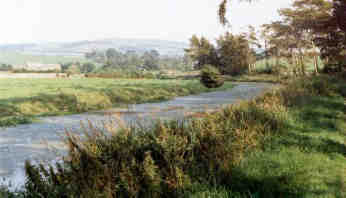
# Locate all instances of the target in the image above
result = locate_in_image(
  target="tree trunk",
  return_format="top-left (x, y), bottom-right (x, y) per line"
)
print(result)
top-left (311, 41), bottom-right (319, 74)
top-left (300, 55), bottom-right (306, 76)
top-left (276, 50), bottom-right (280, 67)
top-left (265, 40), bottom-right (269, 69)
top-left (294, 54), bottom-right (300, 76)
top-left (314, 55), bottom-right (319, 74)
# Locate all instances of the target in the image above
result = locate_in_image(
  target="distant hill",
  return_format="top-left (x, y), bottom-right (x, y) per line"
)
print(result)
top-left (0, 38), bottom-right (189, 59)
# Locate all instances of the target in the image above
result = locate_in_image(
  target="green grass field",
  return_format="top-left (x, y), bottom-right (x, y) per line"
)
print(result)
top-left (254, 57), bottom-right (325, 73)
top-left (0, 52), bottom-right (86, 65)
top-left (0, 78), bottom-right (233, 127)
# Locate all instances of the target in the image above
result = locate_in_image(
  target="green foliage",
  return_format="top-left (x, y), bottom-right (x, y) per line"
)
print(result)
top-left (0, 64), bottom-right (13, 71)
top-left (142, 50), bottom-right (160, 70)
top-left (186, 33), bottom-right (252, 76)
top-left (80, 62), bottom-right (96, 73)
top-left (65, 64), bottom-right (81, 75)
top-left (217, 33), bottom-right (251, 75)
top-left (200, 65), bottom-right (224, 88)
top-left (86, 48), bottom-right (191, 72)
top-left (0, 116), bottom-right (32, 127)
top-left (185, 36), bottom-right (219, 70)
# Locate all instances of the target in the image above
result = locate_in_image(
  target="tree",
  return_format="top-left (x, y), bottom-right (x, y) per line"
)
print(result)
top-left (142, 50), bottom-right (160, 70)
top-left (0, 64), bottom-right (13, 71)
top-left (259, 0), bottom-right (336, 75)
top-left (106, 48), bottom-right (119, 60)
top-left (242, 26), bottom-right (261, 73)
top-left (217, 32), bottom-right (251, 75)
top-left (80, 63), bottom-right (96, 73)
top-left (218, 0), bottom-right (256, 25)
top-left (66, 64), bottom-right (81, 75)
top-left (185, 35), bottom-right (218, 70)
top-left (290, 0), bottom-right (346, 72)
top-left (334, 0), bottom-right (346, 33)
top-left (186, 33), bottom-right (252, 76)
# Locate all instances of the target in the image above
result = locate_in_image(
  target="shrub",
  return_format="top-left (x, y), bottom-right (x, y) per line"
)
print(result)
top-left (0, 116), bottom-right (32, 127)
top-left (338, 84), bottom-right (346, 97)
top-left (200, 65), bottom-right (224, 88)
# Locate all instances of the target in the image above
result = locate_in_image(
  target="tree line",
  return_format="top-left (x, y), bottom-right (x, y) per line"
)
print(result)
top-left (185, 30), bottom-right (259, 76)
top-left (85, 48), bottom-right (193, 72)
top-left (186, 0), bottom-right (346, 76)
top-left (261, 0), bottom-right (346, 74)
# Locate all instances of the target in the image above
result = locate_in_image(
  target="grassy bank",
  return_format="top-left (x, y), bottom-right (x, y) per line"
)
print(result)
top-left (224, 74), bottom-right (286, 84)
top-left (0, 78), bottom-right (234, 127)
top-left (2, 75), bottom-right (345, 198)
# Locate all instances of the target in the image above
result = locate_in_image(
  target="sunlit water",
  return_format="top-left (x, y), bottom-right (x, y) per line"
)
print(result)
top-left (0, 82), bottom-right (273, 190)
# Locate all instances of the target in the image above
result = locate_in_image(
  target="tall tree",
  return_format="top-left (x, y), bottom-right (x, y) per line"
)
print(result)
top-left (298, 0), bottom-right (346, 72)
top-left (335, 0), bottom-right (346, 33)
top-left (217, 32), bottom-right (251, 75)
top-left (142, 50), bottom-right (160, 70)
top-left (185, 35), bottom-right (219, 70)
top-left (186, 33), bottom-right (252, 75)
top-left (242, 26), bottom-right (261, 72)
top-left (218, 0), bottom-right (256, 25)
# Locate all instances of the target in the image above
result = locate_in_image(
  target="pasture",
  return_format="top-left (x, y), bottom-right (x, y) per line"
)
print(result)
top-left (0, 78), bottom-right (234, 126)
top-left (0, 52), bottom-right (86, 65)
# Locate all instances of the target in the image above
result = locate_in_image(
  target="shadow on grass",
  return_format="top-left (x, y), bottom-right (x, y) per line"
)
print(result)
top-left (221, 168), bottom-right (310, 198)
top-left (276, 132), bottom-right (346, 156)
top-left (270, 95), bottom-right (346, 156)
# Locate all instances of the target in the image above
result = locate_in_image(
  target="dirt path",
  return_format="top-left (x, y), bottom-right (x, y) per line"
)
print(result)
top-left (0, 82), bottom-right (274, 189)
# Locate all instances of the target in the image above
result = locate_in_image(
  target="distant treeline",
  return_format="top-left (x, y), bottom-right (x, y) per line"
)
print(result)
top-left (0, 64), bottom-right (13, 71)
top-left (85, 48), bottom-right (193, 72)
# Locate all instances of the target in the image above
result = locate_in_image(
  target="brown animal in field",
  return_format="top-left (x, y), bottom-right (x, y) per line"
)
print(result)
top-left (56, 73), bottom-right (68, 78)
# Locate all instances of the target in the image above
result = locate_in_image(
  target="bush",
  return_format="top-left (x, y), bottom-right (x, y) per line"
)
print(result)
top-left (322, 62), bottom-right (346, 74)
top-left (200, 65), bottom-right (224, 88)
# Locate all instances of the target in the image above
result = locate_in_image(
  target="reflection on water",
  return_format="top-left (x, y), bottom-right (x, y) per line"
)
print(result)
top-left (0, 83), bottom-right (273, 190)
top-left (1, 166), bottom-right (26, 191)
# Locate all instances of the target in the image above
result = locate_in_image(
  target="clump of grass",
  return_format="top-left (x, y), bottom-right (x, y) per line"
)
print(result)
top-left (0, 116), bottom-right (33, 127)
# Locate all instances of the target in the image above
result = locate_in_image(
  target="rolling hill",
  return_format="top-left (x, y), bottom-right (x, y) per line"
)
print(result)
top-left (0, 38), bottom-right (188, 65)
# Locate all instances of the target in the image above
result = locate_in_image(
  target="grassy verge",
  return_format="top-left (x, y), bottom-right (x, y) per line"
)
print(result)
top-left (0, 78), bottom-right (234, 127)
top-left (224, 74), bottom-right (285, 83)
top-left (2, 75), bottom-right (345, 198)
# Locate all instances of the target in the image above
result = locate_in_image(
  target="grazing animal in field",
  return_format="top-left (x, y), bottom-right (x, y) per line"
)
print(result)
top-left (56, 73), bottom-right (68, 78)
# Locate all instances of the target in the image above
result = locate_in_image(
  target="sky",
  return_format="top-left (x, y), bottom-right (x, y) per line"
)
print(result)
top-left (0, 0), bottom-right (292, 44)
